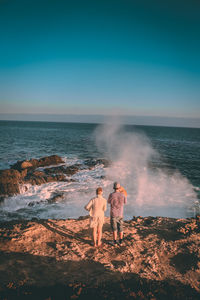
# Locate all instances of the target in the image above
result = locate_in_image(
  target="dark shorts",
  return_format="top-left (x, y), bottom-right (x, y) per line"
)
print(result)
top-left (110, 216), bottom-right (123, 232)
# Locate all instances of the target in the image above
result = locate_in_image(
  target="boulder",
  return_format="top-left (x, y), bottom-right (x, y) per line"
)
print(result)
top-left (29, 158), bottom-right (40, 168)
top-left (11, 155), bottom-right (64, 171)
top-left (64, 165), bottom-right (80, 176)
top-left (21, 161), bottom-right (33, 169)
top-left (84, 158), bottom-right (110, 169)
top-left (0, 169), bottom-right (22, 198)
top-left (38, 155), bottom-right (64, 167)
top-left (24, 170), bottom-right (47, 186)
top-left (48, 192), bottom-right (65, 203)
top-left (11, 160), bottom-right (34, 171)
top-left (20, 169), bottom-right (28, 178)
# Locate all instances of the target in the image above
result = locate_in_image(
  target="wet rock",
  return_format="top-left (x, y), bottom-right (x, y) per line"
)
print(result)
top-left (38, 155), bottom-right (64, 167)
top-left (43, 165), bottom-right (80, 176)
top-left (64, 165), bottom-right (80, 176)
top-left (44, 166), bottom-right (67, 175)
top-left (0, 155), bottom-right (108, 201)
top-left (0, 169), bottom-right (22, 198)
top-left (20, 169), bottom-right (28, 179)
top-left (11, 160), bottom-right (33, 171)
top-left (55, 174), bottom-right (67, 181)
top-left (84, 158), bottom-right (110, 169)
top-left (32, 171), bottom-right (46, 177)
top-left (11, 155), bottom-right (64, 171)
top-left (29, 158), bottom-right (39, 168)
top-left (48, 192), bottom-right (65, 203)
top-left (28, 201), bottom-right (41, 207)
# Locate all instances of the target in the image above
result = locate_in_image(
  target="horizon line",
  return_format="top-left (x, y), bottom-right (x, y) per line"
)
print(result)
top-left (0, 113), bottom-right (199, 129)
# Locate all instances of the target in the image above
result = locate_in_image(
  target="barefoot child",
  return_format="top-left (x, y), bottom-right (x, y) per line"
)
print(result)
top-left (85, 187), bottom-right (107, 247)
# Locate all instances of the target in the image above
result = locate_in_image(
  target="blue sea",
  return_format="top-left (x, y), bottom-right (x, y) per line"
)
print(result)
top-left (0, 120), bottom-right (199, 221)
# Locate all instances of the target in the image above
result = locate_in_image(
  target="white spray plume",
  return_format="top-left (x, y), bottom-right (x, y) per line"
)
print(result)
top-left (95, 122), bottom-right (197, 218)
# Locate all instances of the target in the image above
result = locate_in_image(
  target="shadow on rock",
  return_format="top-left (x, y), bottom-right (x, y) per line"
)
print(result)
top-left (0, 251), bottom-right (199, 300)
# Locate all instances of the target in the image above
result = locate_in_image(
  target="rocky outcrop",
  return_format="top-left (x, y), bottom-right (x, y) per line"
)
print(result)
top-left (0, 216), bottom-right (199, 299)
top-left (0, 169), bottom-right (23, 198)
top-left (11, 155), bottom-right (64, 171)
top-left (0, 155), bottom-right (65, 200)
top-left (0, 155), bottom-right (110, 201)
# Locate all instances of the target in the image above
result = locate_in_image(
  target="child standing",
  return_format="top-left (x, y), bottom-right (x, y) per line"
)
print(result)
top-left (85, 187), bottom-right (107, 247)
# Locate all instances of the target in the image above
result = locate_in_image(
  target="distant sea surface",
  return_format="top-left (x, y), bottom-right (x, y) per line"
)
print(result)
top-left (0, 120), bottom-right (199, 221)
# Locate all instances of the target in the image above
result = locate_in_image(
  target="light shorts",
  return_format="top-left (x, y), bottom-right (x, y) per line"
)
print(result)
top-left (110, 216), bottom-right (123, 232)
top-left (90, 216), bottom-right (104, 228)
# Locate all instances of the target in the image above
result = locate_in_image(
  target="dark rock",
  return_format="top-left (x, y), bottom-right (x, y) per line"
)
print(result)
top-left (84, 158), bottom-right (110, 169)
top-left (29, 158), bottom-right (39, 168)
top-left (55, 174), bottom-right (67, 181)
top-left (0, 155), bottom-right (97, 200)
top-left (20, 169), bottom-right (28, 178)
top-left (38, 155), bottom-right (64, 167)
top-left (0, 195), bottom-right (5, 203)
top-left (38, 164), bottom-right (80, 177)
top-left (111, 260), bottom-right (126, 269)
top-left (170, 252), bottom-right (199, 274)
top-left (28, 201), bottom-right (41, 207)
top-left (24, 170), bottom-right (47, 185)
top-left (11, 155), bottom-right (64, 171)
top-left (32, 171), bottom-right (46, 177)
top-left (11, 160), bottom-right (33, 171)
top-left (48, 192), bottom-right (65, 203)
top-left (64, 165), bottom-right (80, 176)
top-left (45, 176), bottom-right (56, 183)
top-left (0, 169), bottom-right (22, 197)
top-left (44, 166), bottom-right (67, 175)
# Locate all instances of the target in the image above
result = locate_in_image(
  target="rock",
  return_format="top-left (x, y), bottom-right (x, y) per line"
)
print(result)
top-left (55, 174), bottom-right (67, 181)
top-left (84, 158), bottom-right (110, 169)
top-left (21, 161), bottom-right (33, 169)
top-left (38, 155), bottom-right (64, 167)
top-left (0, 169), bottom-right (22, 197)
top-left (20, 169), bottom-right (28, 178)
top-left (44, 165), bottom-right (80, 176)
top-left (11, 155), bottom-right (64, 171)
top-left (0, 155), bottom-right (109, 201)
top-left (32, 171), bottom-right (46, 177)
top-left (0, 217), bottom-right (199, 299)
top-left (64, 165), bottom-right (80, 176)
top-left (44, 166), bottom-right (66, 175)
top-left (11, 160), bottom-right (33, 171)
top-left (29, 158), bottom-right (39, 168)
top-left (48, 192), bottom-right (65, 203)
top-left (0, 155), bottom-right (67, 199)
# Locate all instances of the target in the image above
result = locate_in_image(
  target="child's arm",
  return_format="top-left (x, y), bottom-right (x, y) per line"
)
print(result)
top-left (84, 199), bottom-right (93, 211)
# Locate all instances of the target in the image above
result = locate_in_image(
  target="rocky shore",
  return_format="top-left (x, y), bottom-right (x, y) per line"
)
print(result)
top-left (0, 155), bottom-right (109, 202)
top-left (0, 216), bottom-right (199, 299)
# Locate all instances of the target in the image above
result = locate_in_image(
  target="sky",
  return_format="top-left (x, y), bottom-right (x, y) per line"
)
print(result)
top-left (0, 0), bottom-right (200, 127)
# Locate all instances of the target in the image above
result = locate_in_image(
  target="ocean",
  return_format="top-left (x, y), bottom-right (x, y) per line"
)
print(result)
top-left (0, 120), bottom-right (199, 221)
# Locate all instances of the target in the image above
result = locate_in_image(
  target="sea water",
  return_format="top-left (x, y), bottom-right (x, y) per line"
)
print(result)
top-left (0, 120), bottom-right (199, 221)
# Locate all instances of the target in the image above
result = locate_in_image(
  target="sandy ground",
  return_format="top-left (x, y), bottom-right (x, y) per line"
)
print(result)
top-left (0, 216), bottom-right (199, 299)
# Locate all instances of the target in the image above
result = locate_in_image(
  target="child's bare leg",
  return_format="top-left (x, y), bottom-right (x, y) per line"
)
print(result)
top-left (92, 227), bottom-right (97, 247)
top-left (113, 231), bottom-right (117, 241)
top-left (97, 225), bottom-right (102, 246)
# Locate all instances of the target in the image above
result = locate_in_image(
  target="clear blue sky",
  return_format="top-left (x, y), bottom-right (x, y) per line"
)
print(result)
top-left (0, 0), bottom-right (200, 126)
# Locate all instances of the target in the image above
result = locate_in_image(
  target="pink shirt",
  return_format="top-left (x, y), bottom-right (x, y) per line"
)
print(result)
top-left (108, 191), bottom-right (127, 217)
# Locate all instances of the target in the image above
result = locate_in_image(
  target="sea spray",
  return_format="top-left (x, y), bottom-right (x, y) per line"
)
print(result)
top-left (95, 123), bottom-right (197, 218)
